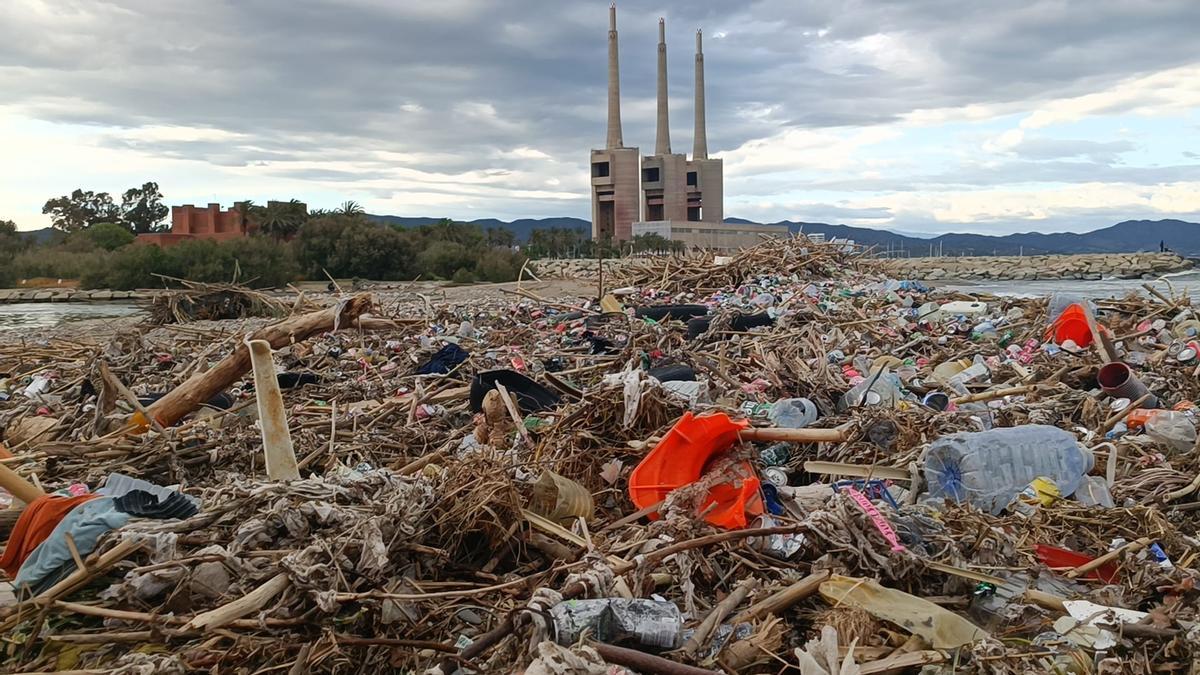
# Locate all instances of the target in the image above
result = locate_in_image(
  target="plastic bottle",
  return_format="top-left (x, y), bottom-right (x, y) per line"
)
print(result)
top-left (923, 425), bottom-right (1094, 515)
top-left (1145, 410), bottom-right (1197, 452)
top-left (768, 398), bottom-right (818, 428)
top-left (550, 598), bottom-right (682, 649)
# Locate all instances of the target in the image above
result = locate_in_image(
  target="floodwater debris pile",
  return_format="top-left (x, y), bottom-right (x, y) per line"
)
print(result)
top-left (0, 236), bottom-right (1199, 673)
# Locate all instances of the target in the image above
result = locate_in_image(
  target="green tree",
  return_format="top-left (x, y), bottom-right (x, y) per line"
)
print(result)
top-left (416, 240), bottom-right (473, 279)
top-left (82, 222), bottom-right (136, 250)
top-left (120, 181), bottom-right (169, 233)
top-left (486, 226), bottom-right (516, 249)
top-left (42, 189), bottom-right (120, 233)
top-left (255, 200), bottom-right (308, 239)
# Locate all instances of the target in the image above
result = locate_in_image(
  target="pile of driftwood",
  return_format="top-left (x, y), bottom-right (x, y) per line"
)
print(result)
top-left (0, 237), bottom-right (1198, 674)
top-left (148, 279), bottom-right (310, 325)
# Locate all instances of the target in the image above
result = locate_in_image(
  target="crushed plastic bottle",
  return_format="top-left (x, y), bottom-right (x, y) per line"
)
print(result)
top-left (550, 598), bottom-right (682, 649)
top-left (767, 397), bottom-right (818, 428)
top-left (924, 425), bottom-right (1095, 515)
top-left (1144, 410), bottom-right (1197, 452)
top-left (1074, 476), bottom-right (1115, 508)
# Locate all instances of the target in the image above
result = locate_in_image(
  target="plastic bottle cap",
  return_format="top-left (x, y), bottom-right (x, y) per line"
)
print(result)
top-left (1178, 348), bottom-right (1197, 362)
top-left (1109, 398), bottom-right (1131, 412)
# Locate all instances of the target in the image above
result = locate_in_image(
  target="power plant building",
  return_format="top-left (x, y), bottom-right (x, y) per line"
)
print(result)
top-left (590, 5), bottom-right (785, 251)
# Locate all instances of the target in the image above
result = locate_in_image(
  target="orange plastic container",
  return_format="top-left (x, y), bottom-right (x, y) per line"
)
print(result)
top-left (628, 411), bottom-right (763, 529)
top-left (1125, 408), bottom-right (1162, 429)
top-left (1046, 304), bottom-right (1093, 347)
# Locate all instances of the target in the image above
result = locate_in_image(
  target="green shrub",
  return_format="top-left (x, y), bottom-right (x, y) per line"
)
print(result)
top-left (474, 248), bottom-right (527, 282)
top-left (83, 238), bottom-right (299, 290)
top-left (450, 267), bottom-right (476, 284)
top-left (298, 215), bottom-right (412, 280)
top-left (83, 222), bottom-right (136, 251)
top-left (11, 247), bottom-right (111, 281)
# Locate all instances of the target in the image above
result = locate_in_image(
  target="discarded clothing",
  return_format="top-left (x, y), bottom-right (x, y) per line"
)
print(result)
top-left (113, 490), bottom-right (199, 520)
top-left (98, 472), bottom-right (199, 510)
top-left (470, 370), bottom-right (560, 414)
top-left (15, 497), bottom-right (130, 591)
top-left (0, 493), bottom-right (97, 578)
top-left (415, 343), bottom-right (470, 375)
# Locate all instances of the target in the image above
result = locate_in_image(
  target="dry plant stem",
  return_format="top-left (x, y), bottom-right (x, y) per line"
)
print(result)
top-left (186, 572), bottom-right (291, 631)
top-left (592, 643), bottom-right (720, 675)
top-left (1067, 537), bottom-right (1152, 579)
top-left (97, 360), bottom-right (165, 434)
top-left (730, 570), bottom-right (831, 624)
top-left (858, 650), bottom-right (946, 674)
top-left (680, 577), bottom-right (757, 659)
top-left (951, 384), bottom-right (1038, 405)
top-left (738, 427), bottom-right (848, 443)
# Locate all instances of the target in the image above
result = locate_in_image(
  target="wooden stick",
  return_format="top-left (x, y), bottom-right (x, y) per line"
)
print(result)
top-left (1066, 537), bottom-right (1152, 579)
top-left (730, 570), bottom-right (830, 624)
top-left (247, 340), bottom-right (300, 481)
top-left (803, 461), bottom-right (910, 482)
top-left (952, 383), bottom-right (1038, 405)
top-left (97, 361), bottom-right (165, 435)
top-left (145, 294), bottom-right (372, 428)
top-left (186, 572), bottom-right (291, 631)
top-left (0, 461), bottom-right (46, 504)
top-left (680, 578), bottom-right (757, 659)
top-left (922, 560), bottom-right (1064, 612)
top-left (738, 427), bottom-right (847, 444)
top-left (494, 382), bottom-right (531, 446)
top-left (591, 643), bottom-right (719, 675)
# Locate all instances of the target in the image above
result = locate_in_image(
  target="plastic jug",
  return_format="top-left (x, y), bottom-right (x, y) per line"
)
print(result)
top-left (923, 425), bottom-right (1094, 515)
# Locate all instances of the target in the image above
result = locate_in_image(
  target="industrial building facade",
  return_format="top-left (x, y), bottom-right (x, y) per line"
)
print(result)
top-left (590, 6), bottom-right (772, 251)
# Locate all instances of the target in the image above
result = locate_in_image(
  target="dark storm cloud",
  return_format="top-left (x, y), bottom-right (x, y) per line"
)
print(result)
top-left (1, 0), bottom-right (1198, 225)
top-left (4, 1), bottom-right (1199, 156)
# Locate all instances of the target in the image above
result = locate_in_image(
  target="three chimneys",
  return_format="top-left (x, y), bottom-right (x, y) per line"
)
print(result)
top-left (605, 4), bottom-right (708, 160)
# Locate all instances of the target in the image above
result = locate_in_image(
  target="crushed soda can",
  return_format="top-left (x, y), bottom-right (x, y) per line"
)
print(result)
top-left (762, 467), bottom-right (790, 487)
top-left (749, 515), bottom-right (806, 559)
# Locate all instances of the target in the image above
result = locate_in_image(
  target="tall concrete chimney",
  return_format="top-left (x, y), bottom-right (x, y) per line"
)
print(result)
top-left (693, 29), bottom-right (707, 160)
top-left (606, 3), bottom-right (623, 149)
top-left (655, 17), bottom-right (671, 155)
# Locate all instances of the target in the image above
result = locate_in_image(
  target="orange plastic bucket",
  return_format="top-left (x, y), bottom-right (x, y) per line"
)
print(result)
top-left (1047, 303), bottom-right (1093, 347)
top-left (628, 412), bottom-right (763, 529)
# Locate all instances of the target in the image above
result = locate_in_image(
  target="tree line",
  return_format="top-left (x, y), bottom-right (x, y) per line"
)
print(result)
top-left (1, 185), bottom-right (684, 290)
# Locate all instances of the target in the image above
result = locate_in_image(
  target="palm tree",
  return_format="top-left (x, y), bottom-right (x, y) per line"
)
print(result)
top-left (337, 200), bottom-right (365, 216)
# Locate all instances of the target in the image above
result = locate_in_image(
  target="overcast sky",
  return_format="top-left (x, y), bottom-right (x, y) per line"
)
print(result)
top-left (2, 0), bottom-right (1198, 234)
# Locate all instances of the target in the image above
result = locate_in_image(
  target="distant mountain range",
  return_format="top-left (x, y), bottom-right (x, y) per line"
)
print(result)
top-left (23, 215), bottom-right (1196, 257)
top-left (367, 215), bottom-right (1200, 257)
top-left (368, 215), bottom-right (589, 242)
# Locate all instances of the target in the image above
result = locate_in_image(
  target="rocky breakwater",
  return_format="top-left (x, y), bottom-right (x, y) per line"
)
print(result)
top-left (0, 288), bottom-right (162, 303)
top-left (886, 252), bottom-right (1192, 281)
top-left (528, 258), bottom-right (636, 281)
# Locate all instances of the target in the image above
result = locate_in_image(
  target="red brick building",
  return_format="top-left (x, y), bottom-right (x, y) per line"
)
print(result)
top-left (136, 203), bottom-right (257, 247)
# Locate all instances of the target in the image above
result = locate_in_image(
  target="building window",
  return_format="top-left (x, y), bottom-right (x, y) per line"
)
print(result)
top-left (592, 162), bottom-right (610, 177)
top-left (687, 171), bottom-right (697, 186)
top-left (687, 206), bottom-right (701, 221)
top-left (642, 167), bottom-right (660, 182)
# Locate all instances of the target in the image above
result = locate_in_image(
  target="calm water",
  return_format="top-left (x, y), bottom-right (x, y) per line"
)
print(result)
top-left (0, 302), bottom-right (145, 332)
top-left (942, 270), bottom-right (1200, 300)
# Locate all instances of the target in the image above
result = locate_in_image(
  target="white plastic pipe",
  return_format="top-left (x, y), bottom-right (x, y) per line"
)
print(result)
top-left (247, 339), bottom-right (300, 481)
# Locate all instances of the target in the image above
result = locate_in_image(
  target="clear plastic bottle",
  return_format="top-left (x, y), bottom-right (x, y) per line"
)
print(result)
top-left (923, 425), bottom-right (1094, 515)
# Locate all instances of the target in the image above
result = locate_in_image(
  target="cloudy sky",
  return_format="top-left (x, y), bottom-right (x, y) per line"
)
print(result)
top-left (2, 0), bottom-right (1198, 235)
